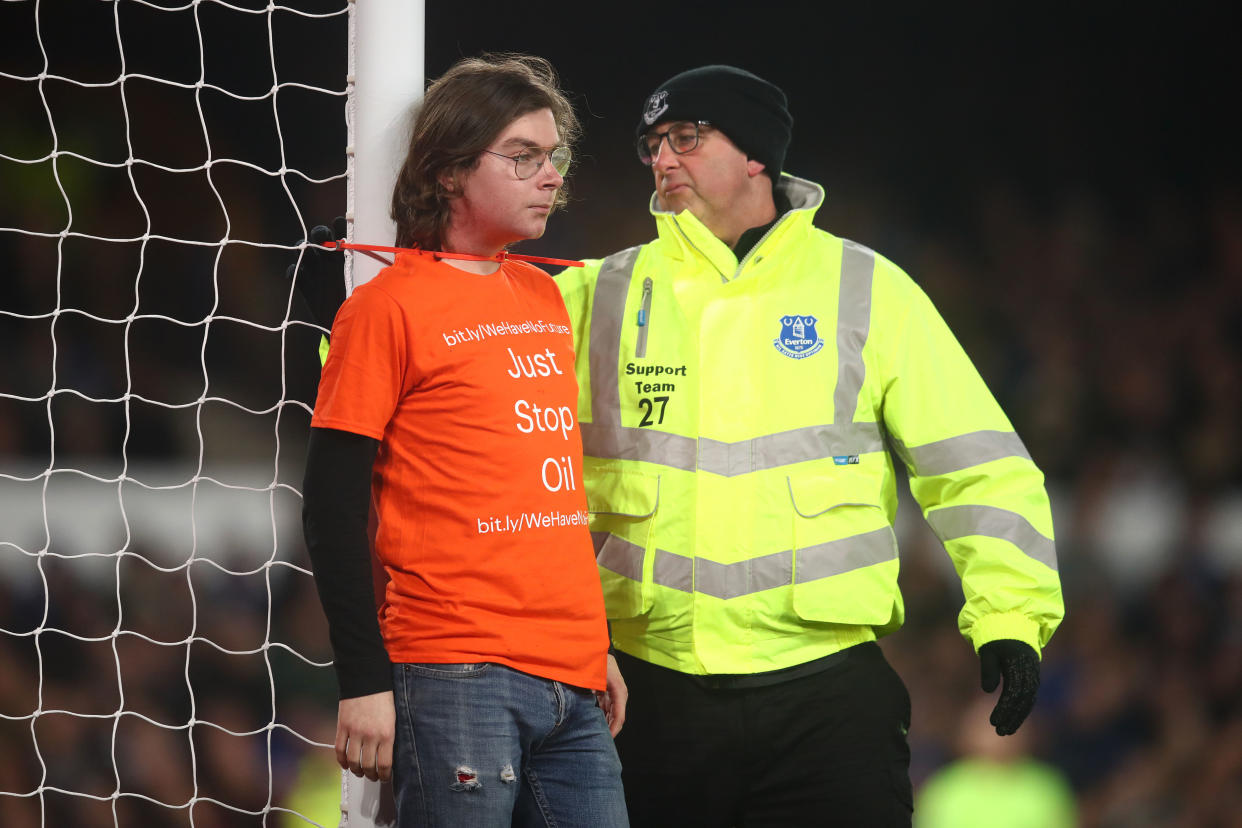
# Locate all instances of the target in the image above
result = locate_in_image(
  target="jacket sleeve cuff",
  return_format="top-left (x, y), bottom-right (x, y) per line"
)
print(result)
top-left (967, 611), bottom-right (1043, 657)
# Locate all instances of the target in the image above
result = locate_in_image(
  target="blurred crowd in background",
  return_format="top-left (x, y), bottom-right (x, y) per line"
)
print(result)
top-left (2, 2), bottom-right (1241, 826)
top-left (887, 182), bottom-right (1242, 827)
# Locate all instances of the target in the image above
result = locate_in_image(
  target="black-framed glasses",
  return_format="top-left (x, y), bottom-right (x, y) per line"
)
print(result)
top-left (637, 120), bottom-right (711, 166)
top-left (482, 145), bottom-right (572, 180)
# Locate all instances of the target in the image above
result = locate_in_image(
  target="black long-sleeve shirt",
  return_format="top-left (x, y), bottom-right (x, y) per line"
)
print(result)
top-left (301, 426), bottom-right (392, 698)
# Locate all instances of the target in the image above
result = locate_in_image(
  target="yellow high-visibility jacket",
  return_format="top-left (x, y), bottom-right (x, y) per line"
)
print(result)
top-left (555, 174), bottom-right (1063, 675)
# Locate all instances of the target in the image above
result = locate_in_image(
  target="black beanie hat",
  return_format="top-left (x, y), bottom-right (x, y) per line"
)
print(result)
top-left (636, 65), bottom-right (793, 176)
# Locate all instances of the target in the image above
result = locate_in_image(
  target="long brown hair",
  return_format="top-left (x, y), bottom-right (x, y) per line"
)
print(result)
top-left (390, 53), bottom-right (580, 251)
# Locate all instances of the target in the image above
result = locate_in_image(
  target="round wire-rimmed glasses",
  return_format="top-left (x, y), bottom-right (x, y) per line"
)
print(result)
top-left (482, 145), bottom-right (572, 179)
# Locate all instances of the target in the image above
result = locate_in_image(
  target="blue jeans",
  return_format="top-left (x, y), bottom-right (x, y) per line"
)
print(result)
top-left (391, 662), bottom-right (628, 827)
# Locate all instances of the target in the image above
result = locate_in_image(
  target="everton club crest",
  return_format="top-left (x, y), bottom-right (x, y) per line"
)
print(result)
top-left (774, 314), bottom-right (824, 359)
top-left (643, 90), bottom-right (669, 126)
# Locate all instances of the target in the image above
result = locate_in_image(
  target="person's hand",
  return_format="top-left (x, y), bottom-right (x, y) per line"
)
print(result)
top-left (596, 653), bottom-right (628, 737)
top-left (287, 217), bottom-right (347, 332)
top-left (979, 639), bottom-right (1040, 736)
top-left (336, 690), bottom-right (396, 781)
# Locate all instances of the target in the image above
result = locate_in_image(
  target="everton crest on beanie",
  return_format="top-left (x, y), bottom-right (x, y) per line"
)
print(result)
top-left (636, 65), bottom-right (793, 176)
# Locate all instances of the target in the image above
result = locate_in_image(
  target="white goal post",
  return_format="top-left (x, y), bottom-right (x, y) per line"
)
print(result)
top-left (338, 2), bottom-right (422, 825)
top-left (0, 1), bottom-right (417, 825)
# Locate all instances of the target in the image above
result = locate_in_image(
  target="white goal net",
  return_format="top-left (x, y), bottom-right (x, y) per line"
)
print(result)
top-left (0, 1), bottom-right (352, 825)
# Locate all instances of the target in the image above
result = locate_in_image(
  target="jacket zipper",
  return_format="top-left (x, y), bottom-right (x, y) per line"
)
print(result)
top-left (635, 277), bottom-right (653, 358)
top-left (734, 216), bottom-right (786, 278)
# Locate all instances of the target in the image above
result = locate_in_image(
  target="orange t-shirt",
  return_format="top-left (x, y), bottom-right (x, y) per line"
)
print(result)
top-left (311, 252), bottom-right (607, 691)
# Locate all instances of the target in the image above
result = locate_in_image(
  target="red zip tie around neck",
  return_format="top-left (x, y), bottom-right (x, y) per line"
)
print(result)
top-left (321, 240), bottom-right (584, 268)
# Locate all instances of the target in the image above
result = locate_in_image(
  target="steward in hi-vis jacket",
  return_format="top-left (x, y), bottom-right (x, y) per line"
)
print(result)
top-left (555, 65), bottom-right (1064, 828)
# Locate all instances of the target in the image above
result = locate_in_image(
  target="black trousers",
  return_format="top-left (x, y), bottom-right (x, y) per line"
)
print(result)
top-left (613, 643), bottom-right (913, 828)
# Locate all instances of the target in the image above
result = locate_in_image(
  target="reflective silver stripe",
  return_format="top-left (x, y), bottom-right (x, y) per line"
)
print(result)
top-left (833, 241), bottom-right (875, 424)
top-left (926, 504), bottom-right (1058, 571)
top-left (597, 533), bottom-right (644, 581)
top-left (580, 421), bottom-right (698, 471)
top-left (654, 549), bottom-right (693, 593)
top-left (795, 527), bottom-right (896, 582)
top-left (892, 430), bottom-right (1033, 477)
top-left (583, 421), bottom-right (885, 475)
top-left (698, 422), bottom-right (885, 477)
top-left (592, 530), bottom-right (894, 597)
top-left (596, 535), bottom-right (693, 593)
top-left (588, 246), bottom-right (642, 427)
top-left (695, 550), bottom-right (793, 599)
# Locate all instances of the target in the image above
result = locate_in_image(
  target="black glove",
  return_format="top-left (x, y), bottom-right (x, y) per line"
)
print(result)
top-left (979, 639), bottom-right (1040, 736)
top-left (286, 216), bottom-right (347, 332)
